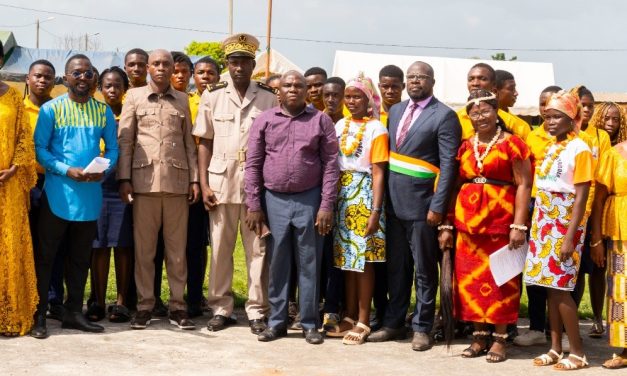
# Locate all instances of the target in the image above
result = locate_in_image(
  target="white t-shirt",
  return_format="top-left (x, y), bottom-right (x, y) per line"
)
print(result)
top-left (535, 137), bottom-right (594, 194)
top-left (334, 118), bottom-right (389, 173)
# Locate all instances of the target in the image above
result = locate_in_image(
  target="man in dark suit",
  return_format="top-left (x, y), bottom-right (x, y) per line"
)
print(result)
top-left (368, 61), bottom-right (461, 351)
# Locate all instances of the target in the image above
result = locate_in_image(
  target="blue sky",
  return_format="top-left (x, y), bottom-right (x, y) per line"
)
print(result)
top-left (1, 0), bottom-right (626, 92)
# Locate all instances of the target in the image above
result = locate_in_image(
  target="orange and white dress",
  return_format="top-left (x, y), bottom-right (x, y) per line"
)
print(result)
top-left (524, 135), bottom-right (594, 291)
top-left (333, 117), bottom-right (389, 272)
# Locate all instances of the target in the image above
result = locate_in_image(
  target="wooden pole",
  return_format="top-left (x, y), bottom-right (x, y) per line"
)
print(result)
top-left (36, 19), bottom-right (40, 49)
top-left (265, 0), bottom-right (272, 80)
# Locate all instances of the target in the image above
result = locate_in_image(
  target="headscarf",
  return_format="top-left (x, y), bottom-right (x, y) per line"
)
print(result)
top-left (346, 72), bottom-right (381, 119)
top-left (545, 90), bottom-right (582, 128)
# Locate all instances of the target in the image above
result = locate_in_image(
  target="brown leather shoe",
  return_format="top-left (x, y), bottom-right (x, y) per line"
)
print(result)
top-left (411, 331), bottom-right (433, 351)
top-left (367, 326), bottom-right (407, 342)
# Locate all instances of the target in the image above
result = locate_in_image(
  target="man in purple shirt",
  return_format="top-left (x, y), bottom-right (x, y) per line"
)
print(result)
top-left (245, 70), bottom-right (339, 345)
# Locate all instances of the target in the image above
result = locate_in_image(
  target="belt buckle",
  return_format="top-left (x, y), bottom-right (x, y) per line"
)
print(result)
top-left (474, 177), bottom-right (487, 184)
top-left (238, 149), bottom-right (246, 163)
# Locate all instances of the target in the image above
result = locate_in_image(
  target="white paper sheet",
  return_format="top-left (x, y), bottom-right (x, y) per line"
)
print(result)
top-left (489, 242), bottom-right (529, 287)
top-left (83, 157), bottom-right (110, 174)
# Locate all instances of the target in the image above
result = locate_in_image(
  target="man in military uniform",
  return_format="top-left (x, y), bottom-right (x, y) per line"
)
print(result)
top-left (193, 33), bottom-right (278, 334)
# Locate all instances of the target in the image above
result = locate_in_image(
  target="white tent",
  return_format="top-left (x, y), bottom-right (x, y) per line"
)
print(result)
top-left (219, 48), bottom-right (303, 81)
top-left (252, 48), bottom-right (303, 80)
top-left (332, 50), bottom-right (555, 116)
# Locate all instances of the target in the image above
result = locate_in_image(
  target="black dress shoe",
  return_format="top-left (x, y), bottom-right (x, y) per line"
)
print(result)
top-left (367, 326), bottom-right (407, 342)
top-left (46, 304), bottom-right (64, 322)
top-left (207, 314), bottom-right (236, 332)
top-left (303, 328), bottom-right (324, 345)
top-left (30, 313), bottom-right (48, 339)
top-left (62, 311), bottom-right (104, 333)
top-left (258, 327), bottom-right (287, 342)
top-left (249, 319), bottom-right (267, 334)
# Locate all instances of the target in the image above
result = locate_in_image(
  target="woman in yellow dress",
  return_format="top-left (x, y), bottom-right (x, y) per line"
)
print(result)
top-left (590, 139), bottom-right (627, 369)
top-left (0, 41), bottom-right (39, 336)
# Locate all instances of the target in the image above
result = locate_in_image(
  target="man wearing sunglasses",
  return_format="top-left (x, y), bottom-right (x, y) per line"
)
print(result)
top-left (32, 54), bottom-right (119, 338)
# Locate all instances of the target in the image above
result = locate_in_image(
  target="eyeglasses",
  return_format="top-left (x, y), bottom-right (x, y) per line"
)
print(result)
top-left (468, 110), bottom-right (494, 121)
top-left (69, 70), bottom-right (95, 80)
top-left (406, 74), bottom-right (432, 82)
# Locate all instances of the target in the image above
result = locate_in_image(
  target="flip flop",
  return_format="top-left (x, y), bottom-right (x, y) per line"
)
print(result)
top-left (85, 303), bottom-right (105, 322)
top-left (109, 305), bottom-right (131, 323)
top-left (588, 322), bottom-right (604, 338)
top-left (602, 354), bottom-right (627, 369)
top-left (326, 317), bottom-right (355, 338)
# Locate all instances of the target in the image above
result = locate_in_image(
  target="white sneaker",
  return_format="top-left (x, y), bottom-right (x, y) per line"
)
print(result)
top-left (513, 329), bottom-right (547, 346)
top-left (561, 334), bottom-right (570, 352)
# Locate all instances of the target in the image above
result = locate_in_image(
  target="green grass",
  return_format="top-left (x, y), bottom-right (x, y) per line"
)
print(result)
top-left (94, 236), bottom-right (596, 319)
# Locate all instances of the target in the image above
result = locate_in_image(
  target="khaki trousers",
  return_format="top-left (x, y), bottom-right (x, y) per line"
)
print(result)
top-left (134, 193), bottom-right (188, 312)
top-left (208, 203), bottom-right (268, 319)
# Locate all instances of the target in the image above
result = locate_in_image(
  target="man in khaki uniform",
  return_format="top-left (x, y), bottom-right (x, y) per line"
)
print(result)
top-left (118, 49), bottom-right (200, 330)
top-left (194, 33), bottom-right (278, 334)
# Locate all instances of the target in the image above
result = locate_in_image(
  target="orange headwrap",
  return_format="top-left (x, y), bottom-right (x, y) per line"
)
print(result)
top-left (545, 90), bottom-right (582, 128)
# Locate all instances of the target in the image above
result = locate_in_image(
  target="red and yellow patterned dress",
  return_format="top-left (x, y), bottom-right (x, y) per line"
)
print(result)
top-left (453, 134), bottom-right (530, 324)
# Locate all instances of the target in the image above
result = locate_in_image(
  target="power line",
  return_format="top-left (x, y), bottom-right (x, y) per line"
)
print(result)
top-left (2, 3), bottom-right (627, 53)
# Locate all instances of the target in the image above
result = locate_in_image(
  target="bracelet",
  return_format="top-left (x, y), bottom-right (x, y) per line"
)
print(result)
top-left (509, 224), bottom-right (528, 231)
top-left (372, 207), bottom-right (383, 213)
top-left (437, 224), bottom-right (454, 231)
top-left (590, 239), bottom-right (603, 247)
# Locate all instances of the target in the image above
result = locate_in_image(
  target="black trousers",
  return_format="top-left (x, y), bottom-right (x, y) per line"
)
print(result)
top-left (186, 200), bottom-right (209, 306)
top-left (384, 213), bottom-right (439, 333)
top-left (35, 194), bottom-right (97, 313)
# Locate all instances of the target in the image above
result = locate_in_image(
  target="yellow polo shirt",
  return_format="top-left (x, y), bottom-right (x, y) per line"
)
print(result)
top-left (457, 107), bottom-right (531, 141)
top-left (189, 91), bottom-right (201, 124)
top-left (23, 97), bottom-right (45, 174)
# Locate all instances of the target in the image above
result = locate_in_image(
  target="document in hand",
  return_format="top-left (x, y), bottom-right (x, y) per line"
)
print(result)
top-left (83, 157), bottom-right (111, 174)
top-left (489, 242), bottom-right (529, 287)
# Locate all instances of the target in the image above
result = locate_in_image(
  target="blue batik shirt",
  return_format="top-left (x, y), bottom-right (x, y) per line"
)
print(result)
top-left (34, 94), bottom-right (119, 221)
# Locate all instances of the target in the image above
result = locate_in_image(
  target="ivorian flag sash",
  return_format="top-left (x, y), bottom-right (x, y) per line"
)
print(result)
top-left (389, 152), bottom-right (440, 179)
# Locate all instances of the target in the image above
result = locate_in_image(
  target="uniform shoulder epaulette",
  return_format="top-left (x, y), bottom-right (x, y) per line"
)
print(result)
top-left (207, 81), bottom-right (228, 93)
top-left (257, 81), bottom-right (278, 94)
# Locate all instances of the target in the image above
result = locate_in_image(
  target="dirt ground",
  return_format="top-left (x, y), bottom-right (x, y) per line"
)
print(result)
top-left (0, 313), bottom-right (620, 376)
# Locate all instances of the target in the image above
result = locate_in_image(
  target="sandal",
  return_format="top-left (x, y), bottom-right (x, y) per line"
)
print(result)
top-left (588, 321), bottom-right (604, 338)
top-left (461, 331), bottom-right (490, 358)
top-left (326, 317), bottom-right (355, 338)
top-left (85, 302), bottom-right (106, 322)
top-left (486, 332), bottom-right (508, 363)
top-left (553, 354), bottom-right (589, 371)
top-left (342, 322), bottom-right (371, 345)
top-left (602, 354), bottom-right (627, 369)
top-left (109, 304), bottom-right (131, 323)
top-left (533, 349), bottom-right (563, 366)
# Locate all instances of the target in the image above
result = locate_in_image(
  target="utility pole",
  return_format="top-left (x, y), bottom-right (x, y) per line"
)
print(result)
top-left (228, 0), bottom-right (233, 35)
top-left (85, 33), bottom-right (88, 51)
top-left (35, 17), bottom-right (54, 49)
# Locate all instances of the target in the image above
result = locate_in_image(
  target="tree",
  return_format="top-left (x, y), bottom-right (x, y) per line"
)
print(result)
top-left (491, 52), bottom-right (517, 61)
top-left (184, 41), bottom-right (225, 69)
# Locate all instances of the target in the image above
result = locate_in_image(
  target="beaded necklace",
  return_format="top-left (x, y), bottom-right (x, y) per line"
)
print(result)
top-left (340, 117), bottom-right (369, 156)
top-left (536, 131), bottom-right (576, 178)
top-left (472, 126), bottom-right (502, 172)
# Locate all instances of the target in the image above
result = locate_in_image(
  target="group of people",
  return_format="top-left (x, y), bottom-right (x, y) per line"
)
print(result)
top-left (1, 31), bottom-right (626, 371)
